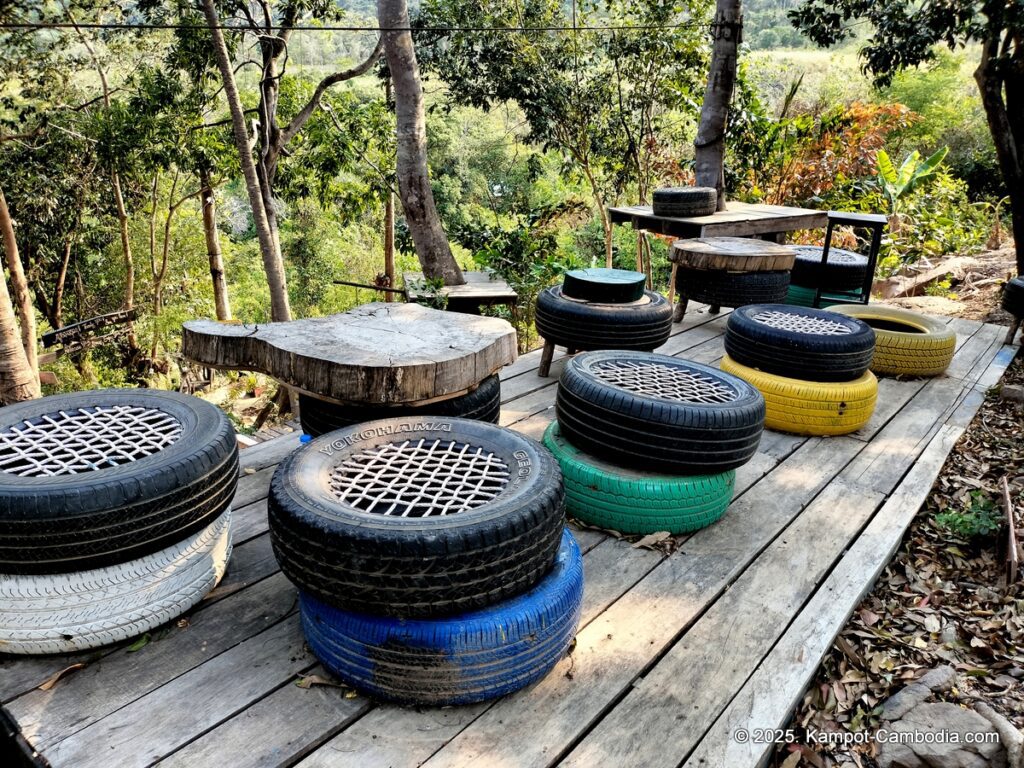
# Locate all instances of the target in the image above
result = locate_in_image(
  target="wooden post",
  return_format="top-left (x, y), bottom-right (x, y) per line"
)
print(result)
top-left (1006, 316), bottom-right (1021, 345)
top-left (668, 262), bottom-right (678, 305)
top-left (1003, 476), bottom-right (1019, 585)
top-left (636, 230), bottom-right (645, 272)
top-left (673, 297), bottom-right (688, 323)
top-left (384, 192), bottom-right (396, 301)
top-left (538, 339), bottom-right (555, 378)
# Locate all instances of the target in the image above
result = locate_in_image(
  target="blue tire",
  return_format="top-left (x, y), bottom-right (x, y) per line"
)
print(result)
top-left (299, 528), bottom-right (584, 705)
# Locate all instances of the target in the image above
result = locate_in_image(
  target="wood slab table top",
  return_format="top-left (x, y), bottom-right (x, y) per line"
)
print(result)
top-left (182, 303), bottom-right (518, 405)
top-left (608, 201), bottom-right (828, 239)
top-left (404, 271), bottom-right (518, 304)
top-left (669, 236), bottom-right (796, 271)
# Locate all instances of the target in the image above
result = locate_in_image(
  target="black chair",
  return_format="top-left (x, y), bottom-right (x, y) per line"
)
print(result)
top-left (811, 211), bottom-right (887, 308)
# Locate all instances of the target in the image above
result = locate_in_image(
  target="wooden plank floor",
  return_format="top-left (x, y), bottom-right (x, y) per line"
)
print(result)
top-left (1, 305), bottom-right (1017, 768)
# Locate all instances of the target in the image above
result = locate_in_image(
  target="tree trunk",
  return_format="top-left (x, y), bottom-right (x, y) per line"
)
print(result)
top-left (201, 0), bottom-right (292, 322)
top-left (0, 186), bottom-right (38, 376)
top-left (694, 0), bottom-right (742, 212)
top-left (384, 191), bottom-right (396, 299)
top-left (377, 0), bottom-right (464, 286)
top-left (0, 185), bottom-right (40, 403)
top-left (200, 169), bottom-right (232, 320)
top-left (976, 36), bottom-right (1024, 275)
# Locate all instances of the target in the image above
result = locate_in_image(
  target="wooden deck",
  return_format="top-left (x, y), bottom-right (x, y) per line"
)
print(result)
top-left (1, 305), bottom-right (1017, 768)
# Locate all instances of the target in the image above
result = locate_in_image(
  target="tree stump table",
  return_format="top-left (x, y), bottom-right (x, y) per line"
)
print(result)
top-left (182, 303), bottom-right (517, 409)
top-left (669, 237), bottom-right (796, 321)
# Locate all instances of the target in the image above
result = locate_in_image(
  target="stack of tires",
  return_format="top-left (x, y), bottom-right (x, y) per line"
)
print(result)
top-left (0, 390), bottom-right (237, 654)
top-left (543, 351), bottom-right (766, 535)
top-left (535, 269), bottom-right (673, 355)
top-left (268, 417), bottom-right (583, 705)
top-left (784, 245), bottom-right (869, 308)
top-left (720, 304), bottom-right (879, 436)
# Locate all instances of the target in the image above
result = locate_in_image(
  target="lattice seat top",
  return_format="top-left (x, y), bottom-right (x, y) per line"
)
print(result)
top-left (0, 406), bottom-right (182, 477)
top-left (328, 437), bottom-right (510, 518)
top-left (590, 358), bottom-right (741, 404)
top-left (750, 308), bottom-right (854, 336)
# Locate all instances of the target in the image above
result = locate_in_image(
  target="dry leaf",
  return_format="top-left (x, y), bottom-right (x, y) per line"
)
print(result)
top-left (37, 663), bottom-right (86, 691)
top-left (295, 674), bottom-right (346, 690)
top-left (781, 752), bottom-right (802, 768)
top-left (632, 531), bottom-right (670, 549)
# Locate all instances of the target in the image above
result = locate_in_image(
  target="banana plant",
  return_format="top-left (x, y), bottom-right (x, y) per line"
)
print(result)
top-left (876, 146), bottom-right (949, 213)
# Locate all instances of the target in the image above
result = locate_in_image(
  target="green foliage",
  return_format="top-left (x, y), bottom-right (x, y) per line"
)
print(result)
top-left (876, 51), bottom-right (1000, 199)
top-left (876, 147), bottom-right (949, 213)
top-left (406, 277), bottom-right (449, 311)
top-left (879, 173), bottom-right (990, 273)
top-left (934, 491), bottom-right (1003, 541)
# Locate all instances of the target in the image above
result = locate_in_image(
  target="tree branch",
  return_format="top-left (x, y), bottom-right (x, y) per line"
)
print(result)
top-left (279, 37), bottom-right (384, 148)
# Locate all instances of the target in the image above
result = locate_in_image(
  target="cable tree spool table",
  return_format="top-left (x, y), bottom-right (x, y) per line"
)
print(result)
top-left (669, 237), bottom-right (797, 321)
top-left (182, 303), bottom-right (518, 406)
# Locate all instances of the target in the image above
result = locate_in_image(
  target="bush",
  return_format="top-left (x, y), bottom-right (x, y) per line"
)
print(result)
top-left (934, 490), bottom-right (1003, 541)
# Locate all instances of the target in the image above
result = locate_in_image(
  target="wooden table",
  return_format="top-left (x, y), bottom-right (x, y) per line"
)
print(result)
top-left (404, 271), bottom-right (518, 315)
top-left (182, 303), bottom-right (517, 405)
top-left (608, 201), bottom-right (828, 240)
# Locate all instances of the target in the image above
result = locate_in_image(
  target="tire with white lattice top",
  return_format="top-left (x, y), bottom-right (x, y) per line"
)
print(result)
top-left (725, 304), bottom-right (876, 382)
top-left (556, 351), bottom-right (766, 473)
top-left (0, 509), bottom-right (232, 654)
top-left (268, 417), bottom-right (565, 618)
top-left (0, 389), bottom-right (238, 574)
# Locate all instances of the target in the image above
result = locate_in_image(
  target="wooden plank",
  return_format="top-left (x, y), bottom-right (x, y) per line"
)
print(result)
top-left (44, 615), bottom-right (315, 768)
top-left (238, 432), bottom-right (300, 474)
top-left (7, 573), bottom-right (298, 752)
top-left (157, 665), bottom-right (369, 768)
top-left (233, 465), bottom-right (274, 507)
top-left (559, 482), bottom-right (885, 768)
top-left (401, 437), bottom-right (864, 768)
top-left (686, 424), bottom-right (966, 768)
top-left (404, 271), bottom-right (517, 302)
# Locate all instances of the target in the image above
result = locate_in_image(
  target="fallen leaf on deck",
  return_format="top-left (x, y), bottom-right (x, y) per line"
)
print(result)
top-left (126, 634), bottom-right (150, 652)
top-left (37, 663), bottom-right (86, 691)
top-left (632, 531), bottom-right (670, 549)
top-left (295, 674), bottom-right (346, 690)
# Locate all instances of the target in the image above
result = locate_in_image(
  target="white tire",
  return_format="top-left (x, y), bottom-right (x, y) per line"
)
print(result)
top-left (0, 510), bottom-right (232, 655)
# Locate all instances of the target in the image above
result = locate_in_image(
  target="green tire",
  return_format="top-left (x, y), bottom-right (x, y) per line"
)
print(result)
top-left (785, 284), bottom-right (864, 308)
top-left (542, 421), bottom-right (735, 534)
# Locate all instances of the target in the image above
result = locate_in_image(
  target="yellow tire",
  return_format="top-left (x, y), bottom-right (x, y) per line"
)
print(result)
top-left (828, 305), bottom-right (955, 376)
top-left (720, 354), bottom-right (878, 436)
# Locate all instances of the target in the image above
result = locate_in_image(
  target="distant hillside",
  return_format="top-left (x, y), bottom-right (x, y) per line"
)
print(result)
top-left (744, 0), bottom-right (809, 49)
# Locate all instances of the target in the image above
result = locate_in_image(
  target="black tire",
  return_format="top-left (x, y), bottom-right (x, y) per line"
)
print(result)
top-left (675, 268), bottom-right (790, 308)
top-left (299, 375), bottom-right (500, 437)
top-left (562, 268), bottom-right (647, 304)
top-left (1002, 276), bottom-right (1024, 316)
top-left (652, 187), bottom-right (717, 217)
top-left (269, 417), bottom-right (565, 618)
top-left (0, 389), bottom-right (238, 574)
top-left (535, 286), bottom-right (673, 351)
top-left (724, 304), bottom-right (876, 382)
top-left (556, 351), bottom-right (765, 473)
top-left (789, 246), bottom-right (869, 291)
top-left (1, 705), bottom-right (49, 768)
